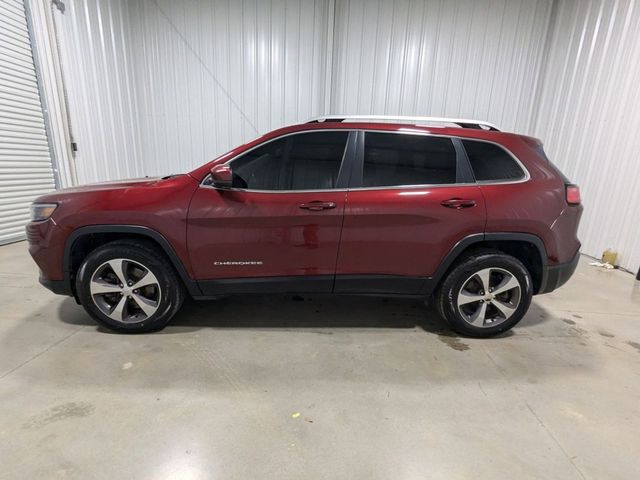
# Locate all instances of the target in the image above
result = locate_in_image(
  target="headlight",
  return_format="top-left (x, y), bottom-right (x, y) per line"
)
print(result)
top-left (30, 203), bottom-right (58, 222)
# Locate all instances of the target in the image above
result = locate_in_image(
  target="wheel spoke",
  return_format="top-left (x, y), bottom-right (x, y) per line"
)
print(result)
top-left (469, 302), bottom-right (487, 327)
top-left (475, 269), bottom-right (491, 293)
top-left (458, 291), bottom-right (483, 306)
top-left (131, 293), bottom-right (157, 318)
top-left (90, 280), bottom-right (122, 295)
top-left (492, 275), bottom-right (520, 296)
top-left (131, 270), bottom-right (159, 290)
top-left (108, 259), bottom-right (128, 286)
top-left (108, 295), bottom-right (127, 321)
top-left (492, 299), bottom-right (517, 319)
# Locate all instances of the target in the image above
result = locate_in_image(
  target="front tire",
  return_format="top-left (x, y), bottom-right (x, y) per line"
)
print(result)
top-left (436, 251), bottom-right (533, 337)
top-left (76, 240), bottom-right (185, 333)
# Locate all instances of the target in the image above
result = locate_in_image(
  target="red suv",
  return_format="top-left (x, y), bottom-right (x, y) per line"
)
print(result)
top-left (26, 116), bottom-right (582, 337)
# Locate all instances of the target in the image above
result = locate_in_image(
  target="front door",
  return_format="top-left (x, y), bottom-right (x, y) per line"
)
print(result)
top-left (187, 130), bottom-right (354, 295)
top-left (334, 131), bottom-right (486, 294)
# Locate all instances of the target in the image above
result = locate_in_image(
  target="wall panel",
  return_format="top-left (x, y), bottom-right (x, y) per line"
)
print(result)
top-left (53, 0), bottom-right (331, 183)
top-left (534, 0), bottom-right (640, 271)
top-left (330, 0), bottom-right (554, 133)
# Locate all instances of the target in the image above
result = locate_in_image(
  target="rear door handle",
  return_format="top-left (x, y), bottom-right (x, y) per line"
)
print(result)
top-left (440, 198), bottom-right (477, 209)
top-left (299, 201), bottom-right (337, 211)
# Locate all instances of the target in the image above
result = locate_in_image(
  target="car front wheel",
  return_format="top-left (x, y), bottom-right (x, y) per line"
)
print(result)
top-left (76, 240), bottom-right (184, 333)
top-left (436, 251), bottom-right (533, 337)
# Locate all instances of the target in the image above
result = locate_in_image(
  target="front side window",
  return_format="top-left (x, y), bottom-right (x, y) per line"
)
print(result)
top-left (462, 140), bottom-right (525, 182)
top-left (362, 133), bottom-right (457, 187)
top-left (231, 131), bottom-right (349, 190)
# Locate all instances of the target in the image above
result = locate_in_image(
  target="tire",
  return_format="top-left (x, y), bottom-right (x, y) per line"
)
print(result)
top-left (435, 250), bottom-right (533, 338)
top-left (75, 240), bottom-right (185, 333)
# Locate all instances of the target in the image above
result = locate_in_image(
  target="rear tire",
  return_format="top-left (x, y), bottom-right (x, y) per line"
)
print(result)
top-left (76, 240), bottom-right (185, 333)
top-left (436, 251), bottom-right (533, 337)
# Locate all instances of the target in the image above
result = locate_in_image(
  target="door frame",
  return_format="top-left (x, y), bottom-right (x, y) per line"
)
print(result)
top-left (333, 129), bottom-right (484, 295)
top-left (193, 129), bottom-right (359, 296)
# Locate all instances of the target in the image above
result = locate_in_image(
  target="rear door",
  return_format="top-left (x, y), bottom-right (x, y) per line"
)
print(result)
top-left (187, 130), bottom-right (355, 294)
top-left (334, 131), bottom-right (486, 294)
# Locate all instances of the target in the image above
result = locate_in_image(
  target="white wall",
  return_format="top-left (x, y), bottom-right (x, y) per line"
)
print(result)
top-left (53, 0), bottom-right (332, 184)
top-left (330, 0), bottom-right (553, 133)
top-left (52, 0), bottom-right (142, 183)
top-left (534, 0), bottom-right (640, 272)
top-left (53, 0), bottom-right (554, 179)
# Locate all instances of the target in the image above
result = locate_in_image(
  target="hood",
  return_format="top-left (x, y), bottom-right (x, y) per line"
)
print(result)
top-left (32, 174), bottom-right (192, 205)
top-left (51, 177), bottom-right (164, 195)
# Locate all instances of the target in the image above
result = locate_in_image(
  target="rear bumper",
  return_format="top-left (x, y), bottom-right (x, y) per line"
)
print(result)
top-left (538, 250), bottom-right (580, 294)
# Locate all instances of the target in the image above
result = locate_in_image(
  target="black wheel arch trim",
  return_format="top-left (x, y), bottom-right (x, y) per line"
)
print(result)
top-left (63, 225), bottom-right (203, 297)
top-left (424, 232), bottom-right (548, 295)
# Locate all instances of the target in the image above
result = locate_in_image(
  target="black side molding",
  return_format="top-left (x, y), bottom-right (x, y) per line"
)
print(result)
top-left (333, 275), bottom-right (425, 295)
top-left (198, 275), bottom-right (335, 296)
top-left (64, 225), bottom-right (202, 297)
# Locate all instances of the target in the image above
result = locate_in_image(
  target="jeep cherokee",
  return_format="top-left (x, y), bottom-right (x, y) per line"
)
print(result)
top-left (26, 116), bottom-right (583, 337)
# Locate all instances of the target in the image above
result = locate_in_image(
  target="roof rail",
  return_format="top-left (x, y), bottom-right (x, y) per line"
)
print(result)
top-left (305, 115), bottom-right (500, 131)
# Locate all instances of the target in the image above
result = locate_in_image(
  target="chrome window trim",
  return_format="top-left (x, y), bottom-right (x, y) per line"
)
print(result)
top-left (200, 185), bottom-right (349, 194)
top-left (344, 182), bottom-right (479, 192)
top-left (199, 128), bottom-right (531, 193)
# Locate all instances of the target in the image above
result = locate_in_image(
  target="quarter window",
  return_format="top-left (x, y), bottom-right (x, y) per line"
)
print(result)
top-left (231, 131), bottom-right (349, 190)
top-left (462, 140), bottom-right (525, 181)
top-left (362, 133), bottom-right (457, 187)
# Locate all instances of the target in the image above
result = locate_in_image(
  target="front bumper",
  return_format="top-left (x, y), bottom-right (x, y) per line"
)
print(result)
top-left (39, 274), bottom-right (73, 296)
top-left (27, 218), bottom-right (71, 297)
top-left (538, 250), bottom-right (580, 294)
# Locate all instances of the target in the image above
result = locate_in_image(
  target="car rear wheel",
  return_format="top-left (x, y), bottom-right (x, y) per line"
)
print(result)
top-left (436, 251), bottom-right (533, 337)
top-left (76, 240), bottom-right (184, 333)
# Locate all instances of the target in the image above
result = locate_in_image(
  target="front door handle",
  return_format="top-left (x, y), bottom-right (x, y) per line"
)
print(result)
top-left (441, 198), bottom-right (477, 209)
top-left (299, 201), bottom-right (337, 211)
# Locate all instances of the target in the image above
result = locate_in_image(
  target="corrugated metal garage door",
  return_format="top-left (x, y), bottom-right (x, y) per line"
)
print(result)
top-left (0, 0), bottom-right (56, 244)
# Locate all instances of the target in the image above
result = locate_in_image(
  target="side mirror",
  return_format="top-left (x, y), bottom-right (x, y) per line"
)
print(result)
top-left (210, 164), bottom-right (233, 188)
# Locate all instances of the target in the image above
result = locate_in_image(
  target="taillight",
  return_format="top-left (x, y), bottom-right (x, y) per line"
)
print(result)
top-left (566, 184), bottom-right (581, 205)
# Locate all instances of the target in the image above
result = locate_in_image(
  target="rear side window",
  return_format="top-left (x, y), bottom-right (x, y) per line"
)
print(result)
top-left (462, 140), bottom-right (525, 182)
top-left (363, 133), bottom-right (457, 187)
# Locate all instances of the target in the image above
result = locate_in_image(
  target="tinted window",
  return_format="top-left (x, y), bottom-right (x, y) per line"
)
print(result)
top-left (363, 133), bottom-right (457, 187)
top-left (462, 140), bottom-right (525, 181)
top-left (231, 131), bottom-right (348, 190)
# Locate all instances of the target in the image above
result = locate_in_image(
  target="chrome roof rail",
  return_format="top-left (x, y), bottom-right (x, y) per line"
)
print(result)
top-left (305, 115), bottom-right (500, 131)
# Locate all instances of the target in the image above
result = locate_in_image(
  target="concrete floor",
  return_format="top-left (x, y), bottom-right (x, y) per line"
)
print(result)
top-left (0, 241), bottom-right (639, 480)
